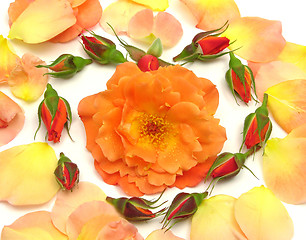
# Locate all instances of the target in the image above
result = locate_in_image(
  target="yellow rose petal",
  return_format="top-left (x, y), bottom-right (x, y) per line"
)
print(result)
top-left (0, 142), bottom-right (59, 206)
top-left (8, 0), bottom-right (76, 43)
top-left (235, 186), bottom-right (294, 240)
top-left (1, 211), bottom-right (67, 240)
top-left (263, 124), bottom-right (306, 204)
top-left (131, 0), bottom-right (169, 11)
top-left (266, 79), bottom-right (306, 133)
top-left (190, 195), bottom-right (246, 240)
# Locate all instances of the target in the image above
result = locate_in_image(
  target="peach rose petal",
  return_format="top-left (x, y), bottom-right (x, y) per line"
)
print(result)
top-left (128, 9), bottom-right (154, 41)
top-left (1, 211), bottom-right (67, 240)
top-left (8, 0), bottom-right (33, 26)
top-left (8, 53), bottom-right (49, 102)
top-left (0, 92), bottom-right (25, 147)
top-left (190, 195), bottom-right (246, 240)
top-left (51, 181), bottom-right (106, 234)
top-left (265, 79), bottom-right (306, 133)
top-left (234, 186), bottom-right (294, 240)
top-left (69, 0), bottom-right (86, 8)
top-left (180, 0), bottom-right (240, 31)
top-left (146, 229), bottom-right (184, 240)
top-left (0, 142), bottom-right (59, 206)
top-left (66, 201), bottom-right (119, 240)
top-left (8, 0), bottom-right (77, 43)
top-left (263, 124), bottom-right (306, 204)
top-left (131, 0), bottom-right (168, 11)
top-left (223, 17), bottom-right (286, 62)
top-left (153, 12), bottom-right (183, 47)
top-left (277, 42), bottom-right (306, 72)
top-left (252, 61), bottom-right (306, 101)
top-left (0, 35), bottom-right (20, 83)
top-left (99, 1), bottom-right (145, 35)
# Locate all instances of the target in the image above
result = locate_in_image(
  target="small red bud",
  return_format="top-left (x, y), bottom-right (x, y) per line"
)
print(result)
top-left (137, 55), bottom-right (159, 72)
top-left (198, 36), bottom-right (230, 55)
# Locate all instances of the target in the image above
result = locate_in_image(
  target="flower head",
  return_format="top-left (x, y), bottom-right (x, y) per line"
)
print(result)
top-left (54, 152), bottom-right (79, 191)
top-left (35, 83), bottom-right (72, 143)
top-left (36, 54), bottom-right (92, 78)
top-left (78, 62), bottom-right (226, 196)
top-left (137, 55), bottom-right (159, 72)
top-left (226, 52), bottom-right (256, 104)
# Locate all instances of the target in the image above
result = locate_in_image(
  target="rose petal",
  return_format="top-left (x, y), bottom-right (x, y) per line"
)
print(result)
top-left (190, 195), bottom-right (246, 240)
top-left (1, 211), bottom-right (67, 240)
top-left (263, 124), bottom-right (306, 204)
top-left (128, 9), bottom-right (154, 41)
top-left (0, 92), bottom-right (24, 147)
top-left (0, 142), bottom-right (59, 205)
top-left (266, 79), bottom-right (306, 133)
top-left (8, 53), bottom-right (49, 102)
top-left (277, 42), bottom-right (306, 73)
top-left (180, 0), bottom-right (240, 31)
top-left (234, 186), bottom-right (294, 240)
top-left (8, 0), bottom-right (77, 43)
top-left (69, 0), bottom-right (86, 8)
top-left (51, 181), bottom-right (106, 234)
top-left (0, 35), bottom-right (20, 83)
top-left (223, 17), bottom-right (286, 62)
top-left (75, 0), bottom-right (102, 29)
top-left (66, 200), bottom-right (119, 240)
top-left (153, 12), bottom-right (183, 47)
top-left (146, 229), bottom-right (184, 240)
top-left (130, 0), bottom-right (168, 11)
top-left (8, 0), bottom-right (33, 26)
top-left (252, 61), bottom-right (306, 101)
top-left (99, 1), bottom-right (145, 35)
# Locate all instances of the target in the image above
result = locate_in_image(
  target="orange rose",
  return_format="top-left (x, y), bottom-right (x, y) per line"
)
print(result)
top-left (78, 62), bottom-right (226, 196)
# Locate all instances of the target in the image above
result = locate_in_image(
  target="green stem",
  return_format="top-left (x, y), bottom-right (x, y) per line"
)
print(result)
top-left (262, 93), bottom-right (268, 107)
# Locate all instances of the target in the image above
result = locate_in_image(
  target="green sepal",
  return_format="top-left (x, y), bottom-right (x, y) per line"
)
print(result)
top-left (225, 68), bottom-right (239, 104)
top-left (34, 100), bottom-right (44, 140)
top-left (44, 84), bottom-right (60, 122)
top-left (60, 96), bottom-right (73, 141)
top-left (240, 113), bottom-right (256, 151)
top-left (192, 21), bottom-right (229, 44)
top-left (173, 42), bottom-right (198, 62)
top-left (57, 152), bottom-right (72, 165)
top-left (147, 38), bottom-right (163, 57)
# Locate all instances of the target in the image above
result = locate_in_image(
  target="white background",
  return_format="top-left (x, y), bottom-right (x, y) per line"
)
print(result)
top-left (0, 0), bottom-right (305, 239)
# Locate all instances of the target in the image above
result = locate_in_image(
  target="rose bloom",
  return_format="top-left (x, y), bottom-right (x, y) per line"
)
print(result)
top-left (78, 62), bottom-right (226, 196)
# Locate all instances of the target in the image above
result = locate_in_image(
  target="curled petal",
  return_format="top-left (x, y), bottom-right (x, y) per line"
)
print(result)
top-left (0, 35), bottom-right (20, 83)
top-left (146, 229), bottom-right (184, 240)
top-left (1, 211), bottom-right (67, 240)
top-left (234, 186), bottom-right (294, 240)
top-left (180, 0), bottom-right (240, 31)
top-left (263, 124), bottom-right (306, 204)
top-left (51, 181), bottom-right (106, 234)
top-left (8, 0), bottom-right (77, 43)
top-left (8, 53), bottom-right (49, 102)
top-left (0, 142), bottom-right (59, 205)
top-left (0, 91), bottom-right (25, 147)
top-left (266, 79), bottom-right (306, 133)
top-left (251, 61), bottom-right (306, 101)
top-left (130, 0), bottom-right (169, 11)
top-left (190, 195), bottom-right (246, 240)
top-left (100, 1), bottom-right (145, 35)
top-left (223, 17), bottom-right (286, 62)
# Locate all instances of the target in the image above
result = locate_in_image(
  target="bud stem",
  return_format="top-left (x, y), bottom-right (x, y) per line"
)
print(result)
top-left (262, 93), bottom-right (268, 107)
top-left (244, 145), bottom-right (261, 158)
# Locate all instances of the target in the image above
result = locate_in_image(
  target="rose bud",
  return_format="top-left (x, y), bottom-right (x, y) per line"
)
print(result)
top-left (34, 83), bottom-right (72, 143)
top-left (161, 192), bottom-right (208, 230)
top-left (81, 32), bottom-right (126, 64)
top-left (54, 152), bottom-right (79, 191)
top-left (225, 52), bottom-right (256, 104)
top-left (36, 54), bottom-right (92, 78)
top-left (106, 193), bottom-right (166, 221)
top-left (241, 93), bottom-right (272, 150)
top-left (173, 21), bottom-right (231, 62)
top-left (137, 55), bottom-right (159, 72)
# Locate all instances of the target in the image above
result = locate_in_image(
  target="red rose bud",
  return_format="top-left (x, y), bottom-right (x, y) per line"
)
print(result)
top-left (36, 54), bottom-right (92, 78)
top-left (161, 192), bottom-right (208, 230)
top-left (81, 32), bottom-right (126, 64)
top-left (241, 93), bottom-right (272, 150)
top-left (34, 83), bottom-right (72, 143)
top-left (106, 193), bottom-right (166, 221)
top-left (226, 52), bottom-right (257, 104)
top-left (54, 152), bottom-right (79, 190)
top-left (173, 21), bottom-right (231, 62)
top-left (137, 55), bottom-right (159, 72)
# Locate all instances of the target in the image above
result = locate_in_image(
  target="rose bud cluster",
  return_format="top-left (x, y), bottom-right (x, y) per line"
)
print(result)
top-left (241, 93), bottom-right (272, 150)
top-left (81, 31), bottom-right (126, 64)
top-left (36, 54), bottom-right (92, 78)
top-left (106, 193), bottom-right (166, 221)
top-left (35, 83), bottom-right (72, 143)
top-left (225, 52), bottom-right (257, 104)
top-left (54, 152), bottom-right (79, 191)
top-left (161, 192), bottom-right (208, 230)
top-left (173, 21), bottom-right (230, 62)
